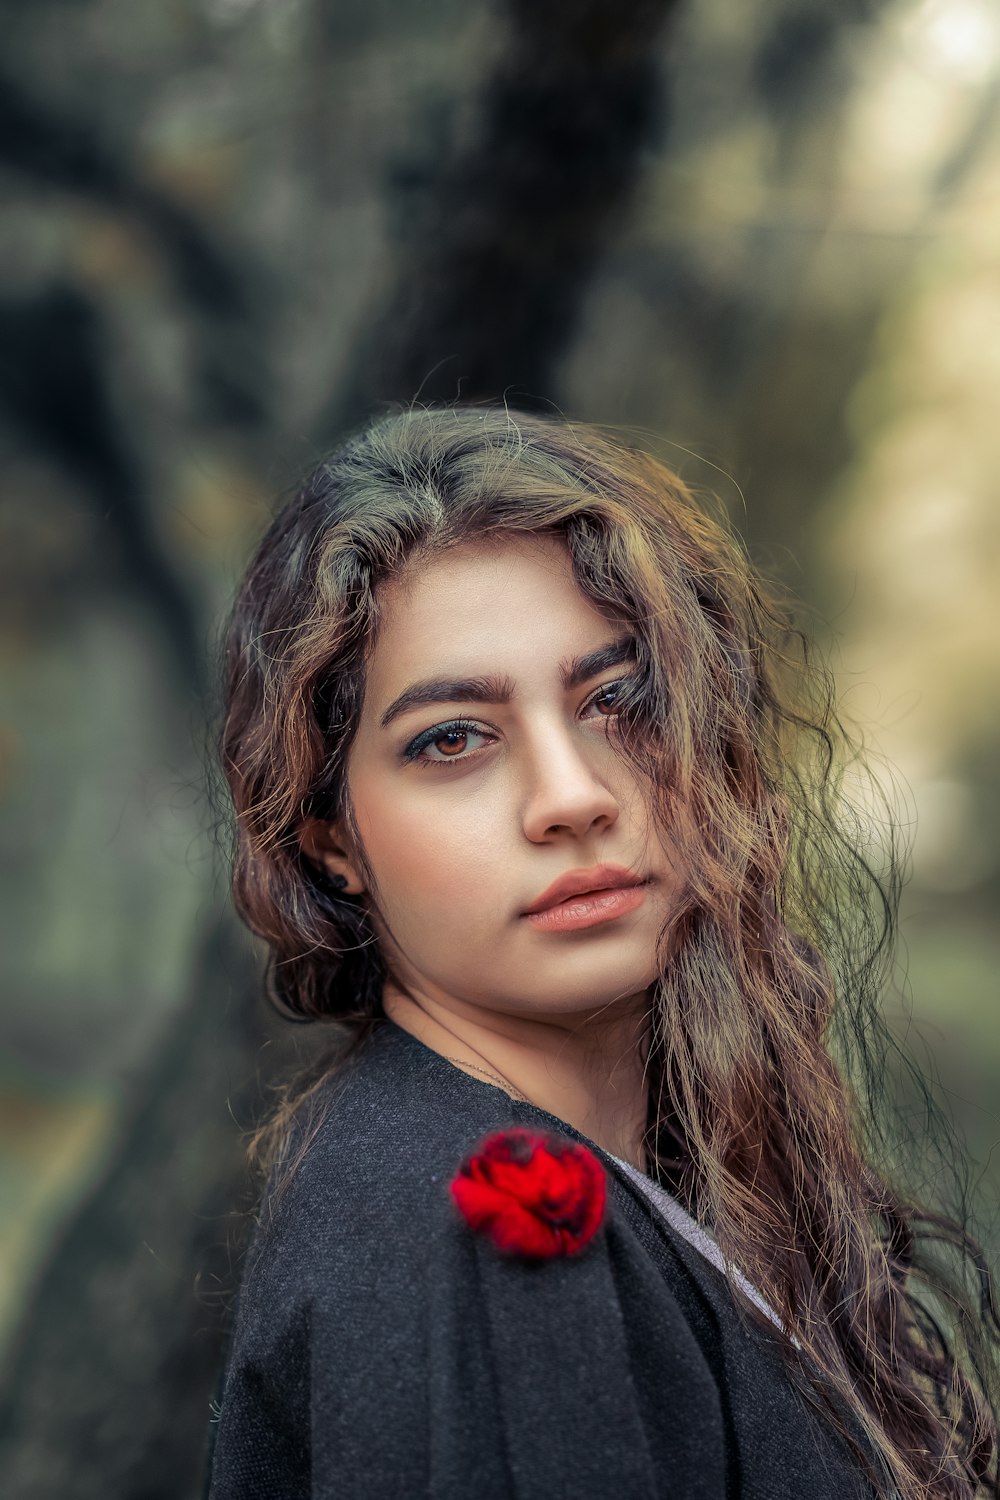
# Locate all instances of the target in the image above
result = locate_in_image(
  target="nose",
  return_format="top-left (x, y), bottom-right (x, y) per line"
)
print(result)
top-left (519, 723), bottom-right (622, 841)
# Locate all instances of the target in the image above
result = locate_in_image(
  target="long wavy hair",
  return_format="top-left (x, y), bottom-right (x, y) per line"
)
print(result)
top-left (219, 401), bottom-right (999, 1499)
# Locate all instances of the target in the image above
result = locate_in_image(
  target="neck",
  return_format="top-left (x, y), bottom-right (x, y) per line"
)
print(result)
top-left (382, 979), bottom-right (651, 1171)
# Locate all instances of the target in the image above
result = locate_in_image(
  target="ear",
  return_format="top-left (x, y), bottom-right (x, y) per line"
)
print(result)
top-left (298, 817), bottom-right (363, 895)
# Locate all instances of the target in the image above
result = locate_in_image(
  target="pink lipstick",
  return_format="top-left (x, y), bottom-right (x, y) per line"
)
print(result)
top-left (523, 882), bottom-right (648, 932)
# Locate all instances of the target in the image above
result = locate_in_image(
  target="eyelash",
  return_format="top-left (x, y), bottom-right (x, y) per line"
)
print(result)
top-left (401, 678), bottom-right (632, 771)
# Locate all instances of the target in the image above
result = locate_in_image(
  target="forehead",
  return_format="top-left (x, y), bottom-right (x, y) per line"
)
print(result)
top-left (370, 534), bottom-right (619, 670)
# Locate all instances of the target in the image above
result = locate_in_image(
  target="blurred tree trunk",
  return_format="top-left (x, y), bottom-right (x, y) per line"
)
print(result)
top-left (327, 0), bottom-right (679, 434)
top-left (0, 924), bottom-right (269, 1500)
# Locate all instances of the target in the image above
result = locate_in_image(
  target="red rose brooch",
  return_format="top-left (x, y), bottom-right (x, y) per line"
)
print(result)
top-left (449, 1127), bottom-right (607, 1259)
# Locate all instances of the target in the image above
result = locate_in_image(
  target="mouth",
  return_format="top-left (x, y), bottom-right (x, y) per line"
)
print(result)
top-left (522, 880), bottom-right (649, 932)
top-left (522, 866), bottom-right (646, 917)
top-left (550, 882), bottom-right (634, 907)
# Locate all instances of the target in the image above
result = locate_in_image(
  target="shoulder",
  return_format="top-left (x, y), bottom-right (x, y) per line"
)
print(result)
top-left (209, 1021), bottom-right (879, 1500)
top-left (245, 1020), bottom-right (520, 1290)
top-left (208, 1023), bottom-right (522, 1497)
top-left (209, 1021), bottom-right (737, 1499)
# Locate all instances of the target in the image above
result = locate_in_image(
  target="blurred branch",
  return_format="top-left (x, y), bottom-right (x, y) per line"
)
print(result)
top-left (0, 72), bottom-right (270, 429)
top-left (0, 284), bottom-right (206, 690)
top-left (0, 73), bottom-right (249, 322)
top-left (932, 79), bottom-right (1000, 197)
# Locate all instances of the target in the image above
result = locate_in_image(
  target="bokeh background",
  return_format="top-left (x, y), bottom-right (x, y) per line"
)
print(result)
top-left (1, 0), bottom-right (998, 1494)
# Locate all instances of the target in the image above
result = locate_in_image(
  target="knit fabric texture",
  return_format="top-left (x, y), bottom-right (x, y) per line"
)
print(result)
top-left (606, 1152), bottom-right (799, 1343)
top-left (204, 1017), bottom-right (880, 1499)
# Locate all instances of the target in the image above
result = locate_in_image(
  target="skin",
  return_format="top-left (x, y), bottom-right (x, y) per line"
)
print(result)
top-left (300, 532), bottom-right (687, 1169)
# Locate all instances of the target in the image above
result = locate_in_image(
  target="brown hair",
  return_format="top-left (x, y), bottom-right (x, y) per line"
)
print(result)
top-left (220, 401), bottom-right (999, 1498)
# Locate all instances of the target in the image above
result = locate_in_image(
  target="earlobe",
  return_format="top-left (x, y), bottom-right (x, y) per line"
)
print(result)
top-left (298, 816), bottom-right (354, 886)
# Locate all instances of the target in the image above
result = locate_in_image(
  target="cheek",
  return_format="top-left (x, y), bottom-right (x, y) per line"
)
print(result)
top-left (354, 773), bottom-right (506, 914)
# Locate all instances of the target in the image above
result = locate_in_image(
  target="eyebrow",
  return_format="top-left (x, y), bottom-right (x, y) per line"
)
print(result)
top-left (378, 634), bottom-right (639, 732)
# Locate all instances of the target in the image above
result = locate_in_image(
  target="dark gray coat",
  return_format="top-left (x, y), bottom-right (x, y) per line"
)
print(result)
top-left (204, 1017), bottom-right (880, 1499)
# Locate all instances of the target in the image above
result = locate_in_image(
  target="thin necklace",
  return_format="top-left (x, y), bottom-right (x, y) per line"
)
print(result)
top-left (442, 1054), bottom-right (648, 1173)
top-left (441, 1055), bottom-right (531, 1102)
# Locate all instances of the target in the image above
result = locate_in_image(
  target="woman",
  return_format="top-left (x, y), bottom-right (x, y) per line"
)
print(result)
top-left (205, 403), bottom-right (999, 1499)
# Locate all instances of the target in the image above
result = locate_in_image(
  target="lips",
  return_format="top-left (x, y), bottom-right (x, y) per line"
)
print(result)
top-left (522, 863), bottom-right (645, 916)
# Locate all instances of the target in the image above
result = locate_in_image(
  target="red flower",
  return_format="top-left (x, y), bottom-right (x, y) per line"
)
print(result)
top-left (449, 1127), bottom-right (607, 1259)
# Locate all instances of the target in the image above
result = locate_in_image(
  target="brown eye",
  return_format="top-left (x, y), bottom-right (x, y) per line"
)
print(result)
top-left (589, 680), bottom-right (627, 716)
top-left (435, 729), bottom-right (469, 755)
top-left (402, 718), bottom-right (492, 767)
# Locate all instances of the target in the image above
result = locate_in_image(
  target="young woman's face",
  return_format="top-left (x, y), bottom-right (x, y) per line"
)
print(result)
top-left (336, 533), bottom-right (686, 1027)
